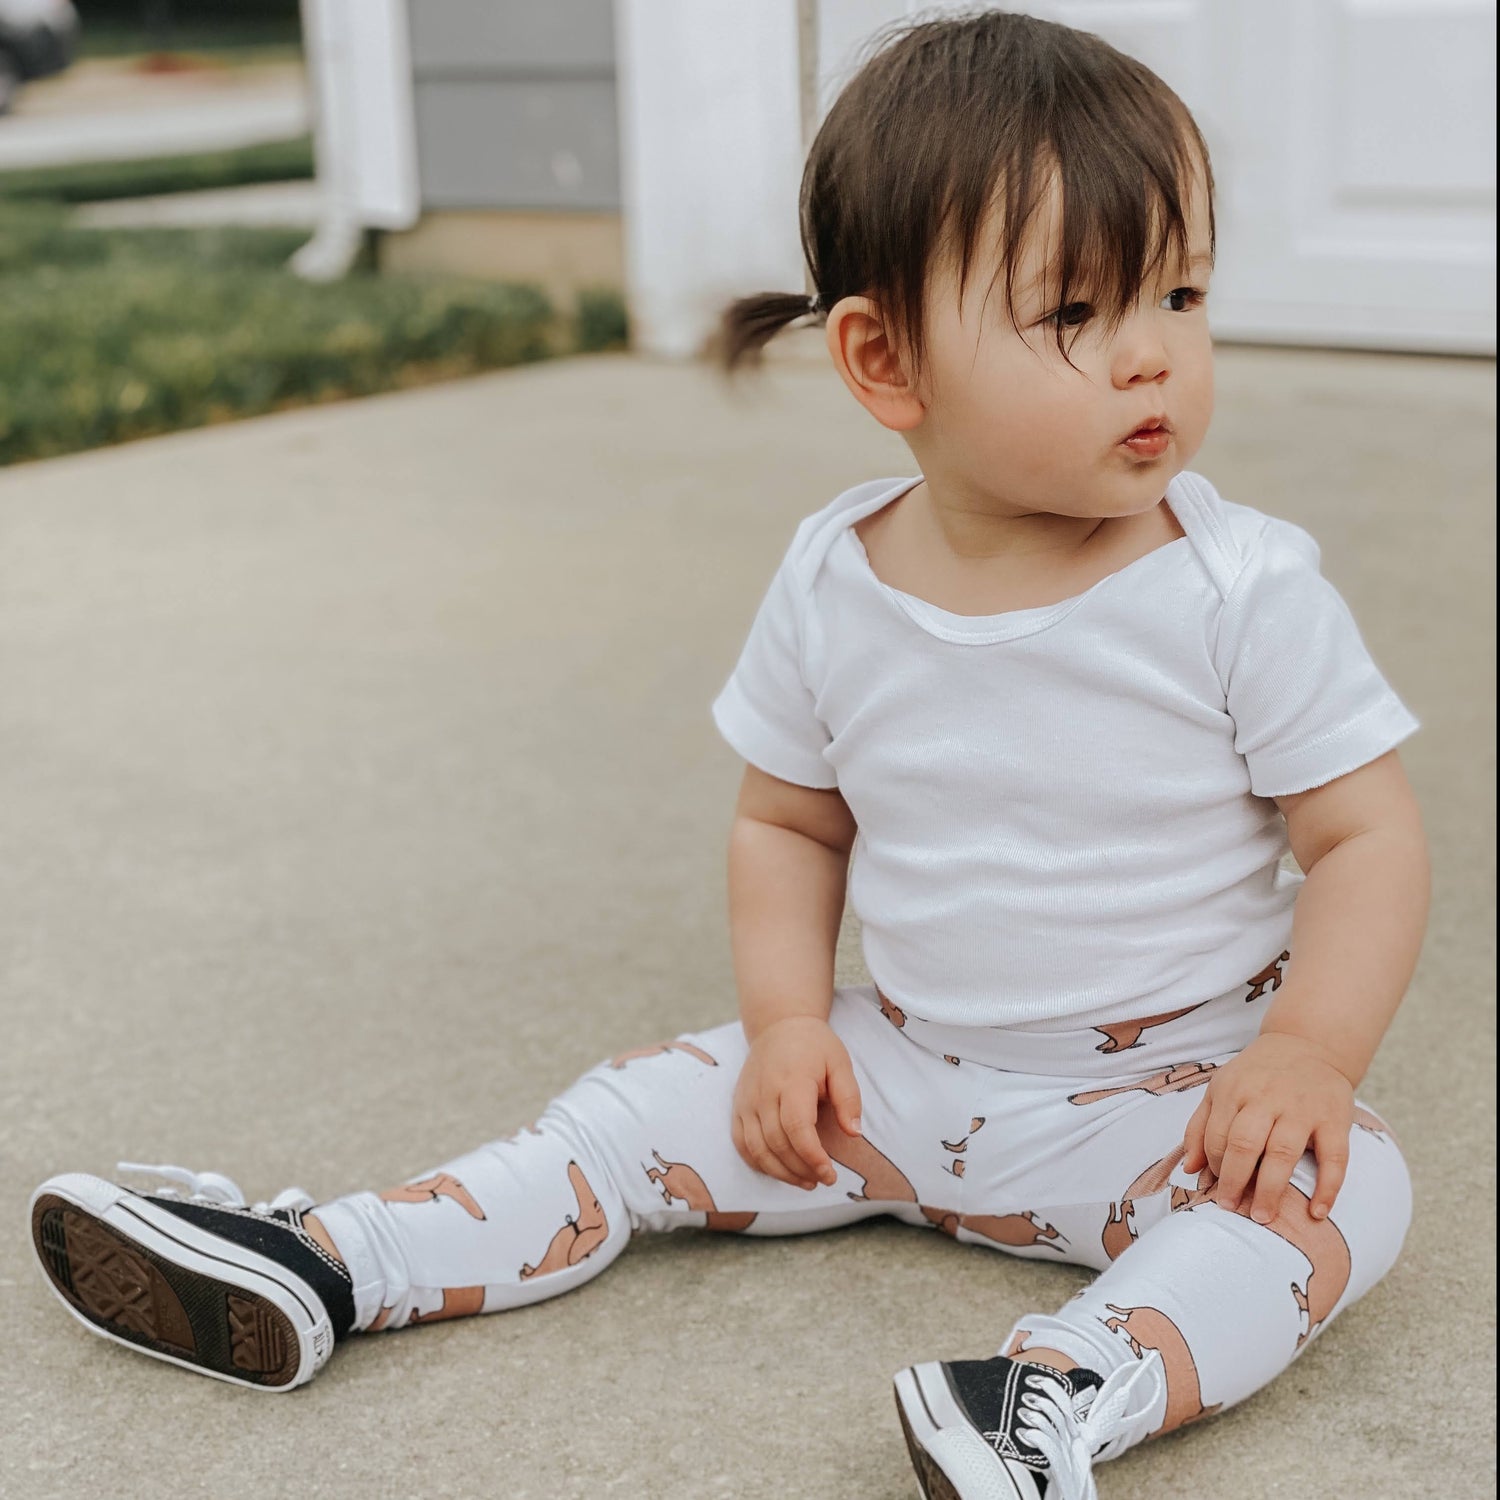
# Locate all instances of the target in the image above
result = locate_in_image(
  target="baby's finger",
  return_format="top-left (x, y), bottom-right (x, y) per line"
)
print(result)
top-left (1180, 1097), bottom-right (1208, 1173)
top-left (1214, 1110), bottom-right (1271, 1212)
top-left (782, 1100), bottom-right (836, 1187)
top-left (1201, 1103), bottom-right (1233, 1179)
top-left (826, 1057), bottom-right (864, 1138)
top-left (1248, 1118), bottom-right (1308, 1225)
top-left (761, 1110), bottom-right (817, 1189)
top-left (1309, 1120), bottom-right (1351, 1220)
top-left (740, 1115), bottom-right (796, 1187)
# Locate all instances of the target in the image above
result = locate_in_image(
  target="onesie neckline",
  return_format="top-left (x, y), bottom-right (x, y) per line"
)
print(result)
top-left (838, 474), bottom-right (1195, 645)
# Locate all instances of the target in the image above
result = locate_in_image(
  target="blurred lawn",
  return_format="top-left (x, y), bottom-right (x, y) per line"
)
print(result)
top-left (0, 137), bottom-right (314, 203)
top-left (0, 205), bottom-right (629, 467)
top-left (77, 23), bottom-right (303, 62)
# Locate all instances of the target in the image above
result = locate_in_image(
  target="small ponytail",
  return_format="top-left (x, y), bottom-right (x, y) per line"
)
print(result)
top-left (709, 290), bottom-right (826, 376)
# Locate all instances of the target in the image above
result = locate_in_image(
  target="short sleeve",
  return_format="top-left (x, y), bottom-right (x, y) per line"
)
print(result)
top-left (1213, 520), bottom-right (1420, 798)
top-left (711, 536), bottom-right (837, 789)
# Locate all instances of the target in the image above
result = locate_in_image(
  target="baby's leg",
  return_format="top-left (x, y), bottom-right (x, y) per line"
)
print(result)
top-left (991, 1088), bottom-right (1412, 1447)
top-left (305, 989), bottom-right (950, 1334)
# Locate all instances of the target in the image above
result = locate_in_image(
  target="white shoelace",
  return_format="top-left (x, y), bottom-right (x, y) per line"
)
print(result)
top-left (1013, 1352), bottom-right (1167, 1500)
top-left (116, 1160), bottom-right (316, 1216)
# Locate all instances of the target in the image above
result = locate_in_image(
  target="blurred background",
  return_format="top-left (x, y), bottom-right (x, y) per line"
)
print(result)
top-left (0, 0), bottom-right (1493, 466)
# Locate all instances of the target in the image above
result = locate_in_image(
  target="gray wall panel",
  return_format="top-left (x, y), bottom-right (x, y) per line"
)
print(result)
top-left (414, 80), bottom-right (621, 211)
top-left (408, 0), bottom-right (614, 73)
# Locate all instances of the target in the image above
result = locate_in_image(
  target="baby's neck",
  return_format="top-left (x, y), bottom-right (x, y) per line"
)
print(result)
top-left (853, 481), bottom-right (1183, 618)
top-left (911, 480), bottom-right (1112, 562)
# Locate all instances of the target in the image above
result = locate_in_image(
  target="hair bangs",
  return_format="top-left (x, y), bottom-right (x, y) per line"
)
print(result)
top-left (713, 11), bottom-right (1217, 381)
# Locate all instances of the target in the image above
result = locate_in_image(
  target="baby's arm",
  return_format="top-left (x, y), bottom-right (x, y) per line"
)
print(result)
top-left (728, 763), bottom-right (857, 1043)
top-left (728, 764), bottom-right (864, 1189)
top-left (1183, 747), bottom-right (1430, 1222)
top-left (1261, 747), bottom-right (1430, 1084)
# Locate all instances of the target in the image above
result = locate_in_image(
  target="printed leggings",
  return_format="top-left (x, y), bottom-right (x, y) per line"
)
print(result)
top-left (310, 950), bottom-right (1412, 1448)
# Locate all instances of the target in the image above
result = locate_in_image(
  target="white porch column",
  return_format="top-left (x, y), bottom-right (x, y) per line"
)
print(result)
top-left (294, 0), bottom-right (420, 281)
top-left (614, 0), bottom-right (808, 359)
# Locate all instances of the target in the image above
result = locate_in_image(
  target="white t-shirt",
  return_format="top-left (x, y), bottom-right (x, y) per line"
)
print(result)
top-left (711, 470), bottom-right (1420, 1030)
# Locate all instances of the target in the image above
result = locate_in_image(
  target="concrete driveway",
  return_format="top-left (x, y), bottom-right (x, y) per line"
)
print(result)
top-left (1, 341), bottom-right (1493, 1499)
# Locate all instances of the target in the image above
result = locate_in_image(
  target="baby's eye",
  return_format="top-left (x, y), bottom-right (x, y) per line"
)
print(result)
top-left (1162, 286), bottom-right (1206, 313)
top-left (1047, 302), bottom-right (1094, 329)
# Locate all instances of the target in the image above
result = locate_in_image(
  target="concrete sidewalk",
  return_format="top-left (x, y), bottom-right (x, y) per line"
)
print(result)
top-left (0, 59), bottom-right (308, 170)
top-left (1, 342), bottom-right (1493, 1499)
top-left (73, 178), bottom-right (318, 229)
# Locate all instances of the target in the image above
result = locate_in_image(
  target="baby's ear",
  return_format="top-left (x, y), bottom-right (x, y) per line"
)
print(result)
top-left (824, 296), bottom-right (926, 433)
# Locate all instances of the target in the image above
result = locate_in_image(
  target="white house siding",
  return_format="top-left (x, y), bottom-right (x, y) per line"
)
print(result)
top-left (406, 0), bottom-right (620, 211)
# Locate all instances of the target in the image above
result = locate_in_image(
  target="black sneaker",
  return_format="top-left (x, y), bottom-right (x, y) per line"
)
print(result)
top-left (893, 1351), bottom-right (1164, 1499)
top-left (29, 1161), bottom-right (357, 1392)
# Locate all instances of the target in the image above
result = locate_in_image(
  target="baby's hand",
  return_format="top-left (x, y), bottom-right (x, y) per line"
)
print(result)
top-left (732, 1016), bottom-right (863, 1190)
top-left (1180, 1031), bottom-right (1354, 1224)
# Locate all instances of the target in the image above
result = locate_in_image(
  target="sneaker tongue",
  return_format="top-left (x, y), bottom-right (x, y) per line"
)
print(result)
top-left (1019, 1359), bottom-right (1102, 1403)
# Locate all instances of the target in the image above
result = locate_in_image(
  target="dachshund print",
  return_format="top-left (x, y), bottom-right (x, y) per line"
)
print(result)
top-left (1102, 1302), bottom-right (1222, 1436)
top-left (519, 1160), bottom-right (610, 1280)
top-left (962, 1211), bottom-right (1067, 1252)
top-left (644, 1150), bottom-right (756, 1231)
top-left (941, 1118), bottom-right (986, 1154)
top-left (819, 1120), bottom-right (919, 1203)
top-left (379, 1172), bottom-right (487, 1220)
top-left (608, 1040), bottom-right (718, 1069)
top-left (1176, 1176), bottom-right (1352, 1347)
top-left (1353, 1105), bottom-right (1399, 1145)
top-left (1069, 1061), bottom-right (1218, 1106)
top-left (1092, 1004), bottom-right (1205, 1054)
top-left (1101, 1147), bottom-right (1185, 1261)
top-left (875, 987), bottom-right (907, 1029)
top-left (919, 1206), bottom-right (1067, 1252)
top-left (1244, 951), bottom-right (1290, 1002)
top-left (409, 1286), bottom-right (487, 1325)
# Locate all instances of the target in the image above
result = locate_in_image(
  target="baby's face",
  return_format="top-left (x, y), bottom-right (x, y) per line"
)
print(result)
top-left (912, 165), bottom-right (1215, 520)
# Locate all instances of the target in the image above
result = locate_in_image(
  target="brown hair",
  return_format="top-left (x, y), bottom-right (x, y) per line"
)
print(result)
top-left (709, 8), bottom-right (1215, 382)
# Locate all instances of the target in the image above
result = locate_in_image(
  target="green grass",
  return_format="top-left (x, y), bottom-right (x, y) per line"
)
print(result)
top-left (0, 136), bottom-right (314, 204)
top-left (78, 22), bottom-right (303, 61)
top-left (0, 205), bottom-right (630, 467)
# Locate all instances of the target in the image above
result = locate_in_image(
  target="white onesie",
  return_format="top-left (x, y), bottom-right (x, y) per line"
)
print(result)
top-left (711, 469), bottom-right (1420, 1030)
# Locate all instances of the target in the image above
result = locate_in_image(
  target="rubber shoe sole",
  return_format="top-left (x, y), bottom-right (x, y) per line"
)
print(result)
top-left (894, 1363), bottom-right (1041, 1500)
top-left (29, 1173), bottom-right (335, 1392)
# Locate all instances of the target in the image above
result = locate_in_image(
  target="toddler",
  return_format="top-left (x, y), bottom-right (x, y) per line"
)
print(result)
top-left (29, 13), bottom-right (1430, 1499)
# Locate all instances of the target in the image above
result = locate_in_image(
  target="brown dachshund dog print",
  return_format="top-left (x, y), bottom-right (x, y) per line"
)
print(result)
top-left (519, 1160), bottom-right (610, 1280)
top-left (608, 1040), bottom-right (718, 1069)
top-left (379, 1172), bottom-right (487, 1220)
top-left (1353, 1105), bottom-right (1399, 1146)
top-left (821, 1125), bottom-right (919, 1204)
top-left (941, 1116), bottom-right (987, 1180)
top-left (964, 1211), bottom-right (1068, 1252)
top-left (1175, 1176), bottom-right (1352, 1348)
top-left (1101, 1148), bottom-right (1184, 1261)
top-left (1102, 1302), bottom-right (1222, 1435)
top-left (941, 1117), bottom-right (987, 1154)
top-left (644, 1149), bottom-right (756, 1232)
top-left (366, 1283), bottom-right (487, 1332)
top-left (875, 987), bottom-right (907, 1029)
top-left (409, 1286), bottom-right (487, 1326)
top-left (918, 1205), bottom-right (1067, 1252)
top-left (1069, 1061), bottom-right (1218, 1107)
top-left (1244, 951), bottom-right (1290, 1002)
top-left (1092, 1005), bottom-right (1205, 1054)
